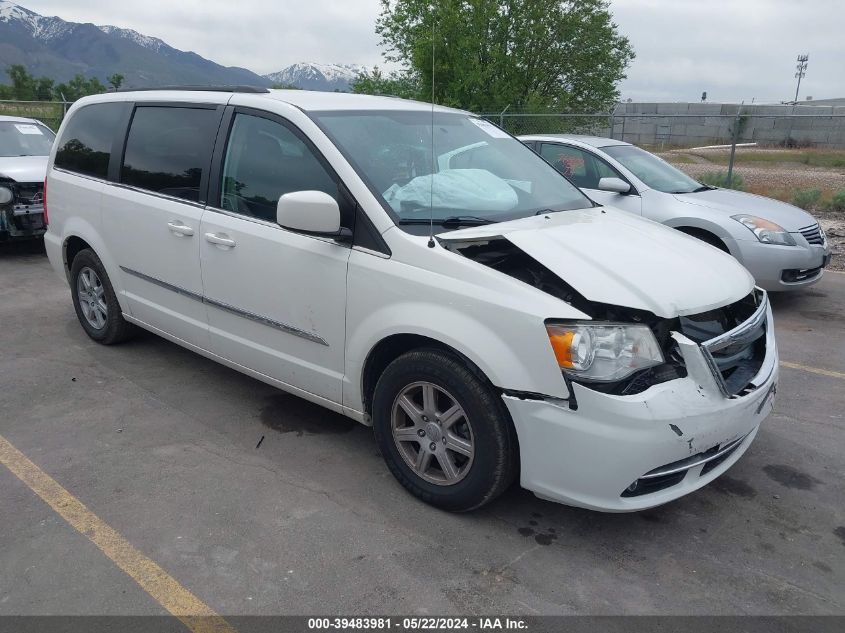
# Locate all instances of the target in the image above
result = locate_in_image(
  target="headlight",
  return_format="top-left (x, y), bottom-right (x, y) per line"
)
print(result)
top-left (732, 214), bottom-right (796, 246)
top-left (545, 323), bottom-right (664, 382)
top-left (0, 186), bottom-right (13, 205)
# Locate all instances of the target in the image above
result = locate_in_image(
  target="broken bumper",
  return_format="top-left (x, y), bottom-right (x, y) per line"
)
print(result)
top-left (504, 300), bottom-right (778, 512)
top-left (0, 205), bottom-right (45, 241)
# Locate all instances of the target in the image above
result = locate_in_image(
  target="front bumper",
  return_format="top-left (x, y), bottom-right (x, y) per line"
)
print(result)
top-left (505, 296), bottom-right (778, 512)
top-left (0, 205), bottom-right (45, 241)
top-left (734, 237), bottom-right (830, 291)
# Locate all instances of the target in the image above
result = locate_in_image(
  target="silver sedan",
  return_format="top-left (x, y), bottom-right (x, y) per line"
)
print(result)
top-left (520, 134), bottom-right (831, 291)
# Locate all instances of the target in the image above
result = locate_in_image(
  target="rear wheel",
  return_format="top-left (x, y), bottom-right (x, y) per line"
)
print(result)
top-left (373, 349), bottom-right (517, 511)
top-left (70, 249), bottom-right (136, 344)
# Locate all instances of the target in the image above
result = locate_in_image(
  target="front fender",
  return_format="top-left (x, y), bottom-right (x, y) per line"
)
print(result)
top-left (343, 250), bottom-right (571, 412)
top-left (663, 216), bottom-right (741, 256)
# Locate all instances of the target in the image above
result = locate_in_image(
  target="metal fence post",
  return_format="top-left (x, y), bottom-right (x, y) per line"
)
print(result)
top-left (499, 104), bottom-right (510, 129)
top-left (727, 106), bottom-right (741, 186)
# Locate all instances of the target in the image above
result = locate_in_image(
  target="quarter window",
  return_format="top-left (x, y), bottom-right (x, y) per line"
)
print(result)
top-left (121, 106), bottom-right (219, 203)
top-left (54, 103), bottom-right (124, 179)
top-left (220, 113), bottom-right (337, 222)
top-left (540, 143), bottom-right (624, 190)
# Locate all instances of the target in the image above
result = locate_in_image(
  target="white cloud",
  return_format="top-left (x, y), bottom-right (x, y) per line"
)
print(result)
top-left (16, 0), bottom-right (845, 102)
top-left (609, 0), bottom-right (845, 103)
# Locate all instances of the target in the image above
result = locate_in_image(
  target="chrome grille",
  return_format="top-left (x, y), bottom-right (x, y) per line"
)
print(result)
top-left (799, 222), bottom-right (824, 245)
top-left (700, 290), bottom-right (768, 396)
top-left (680, 289), bottom-right (768, 397)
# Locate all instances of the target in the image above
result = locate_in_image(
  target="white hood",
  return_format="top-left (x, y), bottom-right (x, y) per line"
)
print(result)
top-left (0, 155), bottom-right (49, 183)
top-left (440, 207), bottom-right (755, 318)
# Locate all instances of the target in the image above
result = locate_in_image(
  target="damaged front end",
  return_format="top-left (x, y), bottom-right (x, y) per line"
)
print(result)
top-left (438, 216), bottom-right (776, 509)
top-left (445, 236), bottom-right (769, 400)
top-left (0, 179), bottom-right (46, 242)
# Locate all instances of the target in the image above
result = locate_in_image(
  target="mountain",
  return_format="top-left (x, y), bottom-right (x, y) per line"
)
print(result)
top-left (263, 63), bottom-right (367, 92)
top-left (0, 1), bottom-right (270, 88)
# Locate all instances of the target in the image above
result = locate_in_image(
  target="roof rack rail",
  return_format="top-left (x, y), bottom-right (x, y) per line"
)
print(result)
top-left (115, 85), bottom-right (271, 94)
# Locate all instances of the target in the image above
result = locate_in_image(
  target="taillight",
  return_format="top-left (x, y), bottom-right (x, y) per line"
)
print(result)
top-left (42, 177), bottom-right (48, 227)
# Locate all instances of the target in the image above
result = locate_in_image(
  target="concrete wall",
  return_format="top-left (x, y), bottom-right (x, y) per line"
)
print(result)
top-left (606, 102), bottom-right (845, 149)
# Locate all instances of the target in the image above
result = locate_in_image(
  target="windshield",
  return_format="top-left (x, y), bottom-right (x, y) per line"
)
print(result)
top-left (0, 121), bottom-right (56, 157)
top-left (603, 144), bottom-right (704, 194)
top-left (312, 110), bottom-right (591, 230)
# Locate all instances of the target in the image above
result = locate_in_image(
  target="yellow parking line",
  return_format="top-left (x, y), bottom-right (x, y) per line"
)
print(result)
top-left (0, 433), bottom-right (236, 633)
top-left (780, 361), bottom-right (845, 381)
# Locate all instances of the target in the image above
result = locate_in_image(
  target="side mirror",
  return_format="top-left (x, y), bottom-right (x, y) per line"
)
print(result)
top-left (276, 190), bottom-right (348, 239)
top-left (597, 177), bottom-right (631, 194)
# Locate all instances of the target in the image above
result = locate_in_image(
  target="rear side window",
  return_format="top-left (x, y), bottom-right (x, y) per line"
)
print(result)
top-left (54, 103), bottom-right (124, 179)
top-left (121, 106), bottom-right (219, 203)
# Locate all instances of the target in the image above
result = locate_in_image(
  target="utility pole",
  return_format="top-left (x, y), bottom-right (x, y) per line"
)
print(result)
top-left (793, 54), bottom-right (808, 103)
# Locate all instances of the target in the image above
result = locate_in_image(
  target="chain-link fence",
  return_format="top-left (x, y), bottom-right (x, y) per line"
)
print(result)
top-left (0, 100), bottom-right (70, 131)
top-left (478, 110), bottom-right (845, 151)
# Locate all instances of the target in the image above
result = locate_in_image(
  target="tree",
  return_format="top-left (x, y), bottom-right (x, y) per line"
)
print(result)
top-left (6, 64), bottom-right (36, 100)
top-left (55, 75), bottom-right (105, 102)
top-left (363, 0), bottom-right (634, 113)
top-left (107, 73), bottom-right (124, 91)
top-left (351, 66), bottom-right (420, 99)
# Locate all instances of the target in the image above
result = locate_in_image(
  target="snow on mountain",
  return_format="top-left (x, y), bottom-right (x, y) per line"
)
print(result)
top-left (264, 62), bottom-right (368, 92)
top-left (0, 1), bottom-right (270, 87)
top-left (97, 24), bottom-right (168, 53)
top-left (0, 0), bottom-right (72, 40)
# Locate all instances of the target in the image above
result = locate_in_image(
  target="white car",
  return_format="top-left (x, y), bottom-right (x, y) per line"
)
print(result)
top-left (520, 134), bottom-right (831, 290)
top-left (45, 89), bottom-right (778, 512)
top-left (0, 115), bottom-right (54, 242)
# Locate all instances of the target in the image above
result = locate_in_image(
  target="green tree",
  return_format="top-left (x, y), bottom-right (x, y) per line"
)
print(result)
top-left (55, 75), bottom-right (106, 102)
top-left (107, 73), bottom-right (124, 91)
top-left (6, 64), bottom-right (36, 100)
top-left (363, 0), bottom-right (634, 113)
top-left (351, 66), bottom-right (420, 99)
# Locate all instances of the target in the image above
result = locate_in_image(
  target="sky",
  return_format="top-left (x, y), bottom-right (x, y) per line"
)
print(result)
top-left (17, 0), bottom-right (845, 104)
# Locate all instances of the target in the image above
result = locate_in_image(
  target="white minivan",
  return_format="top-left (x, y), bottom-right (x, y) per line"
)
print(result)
top-left (45, 88), bottom-right (778, 512)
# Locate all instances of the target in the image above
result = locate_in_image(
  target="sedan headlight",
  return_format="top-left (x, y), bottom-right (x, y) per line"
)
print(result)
top-left (0, 186), bottom-right (13, 205)
top-left (732, 214), bottom-right (796, 246)
top-left (545, 323), bottom-right (664, 382)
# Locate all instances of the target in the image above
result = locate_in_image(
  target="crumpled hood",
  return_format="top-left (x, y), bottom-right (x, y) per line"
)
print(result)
top-left (673, 187), bottom-right (817, 231)
top-left (0, 155), bottom-right (49, 184)
top-left (440, 207), bottom-right (754, 318)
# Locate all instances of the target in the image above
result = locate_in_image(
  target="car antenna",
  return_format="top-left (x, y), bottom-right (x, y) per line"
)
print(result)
top-left (427, 12), bottom-right (436, 249)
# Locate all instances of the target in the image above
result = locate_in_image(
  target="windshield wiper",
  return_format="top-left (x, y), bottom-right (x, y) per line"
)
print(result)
top-left (672, 185), bottom-right (713, 194)
top-left (398, 215), bottom-right (495, 228)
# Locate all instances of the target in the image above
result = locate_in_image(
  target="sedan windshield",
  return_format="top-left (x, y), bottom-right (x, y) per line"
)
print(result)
top-left (312, 110), bottom-right (591, 230)
top-left (603, 144), bottom-right (705, 194)
top-left (0, 121), bottom-right (56, 157)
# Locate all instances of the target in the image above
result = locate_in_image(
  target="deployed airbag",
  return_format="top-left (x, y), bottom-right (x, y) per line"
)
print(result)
top-left (383, 169), bottom-right (519, 214)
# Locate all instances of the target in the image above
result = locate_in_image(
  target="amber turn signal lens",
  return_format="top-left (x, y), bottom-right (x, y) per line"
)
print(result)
top-left (547, 330), bottom-right (575, 368)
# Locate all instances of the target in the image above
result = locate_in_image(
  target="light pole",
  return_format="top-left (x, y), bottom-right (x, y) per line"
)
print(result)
top-left (794, 54), bottom-right (808, 103)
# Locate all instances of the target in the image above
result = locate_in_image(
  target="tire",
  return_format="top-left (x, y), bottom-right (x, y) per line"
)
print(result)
top-left (372, 348), bottom-right (517, 511)
top-left (69, 248), bottom-right (136, 345)
top-left (677, 227), bottom-right (729, 253)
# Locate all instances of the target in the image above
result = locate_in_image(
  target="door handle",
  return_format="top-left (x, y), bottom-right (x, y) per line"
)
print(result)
top-left (204, 232), bottom-right (236, 248)
top-left (167, 220), bottom-right (194, 237)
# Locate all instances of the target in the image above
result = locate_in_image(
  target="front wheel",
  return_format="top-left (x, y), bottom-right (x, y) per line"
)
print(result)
top-left (372, 349), bottom-right (517, 511)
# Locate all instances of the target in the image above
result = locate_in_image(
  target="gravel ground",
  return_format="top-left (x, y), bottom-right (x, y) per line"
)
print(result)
top-left (818, 212), bottom-right (845, 271)
top-left (662, 150), bottom-right (845, 192)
